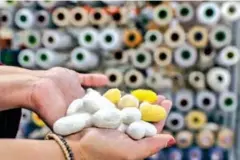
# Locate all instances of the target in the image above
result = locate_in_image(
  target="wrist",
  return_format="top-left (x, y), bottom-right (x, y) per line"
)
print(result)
top-left (68, 140), bottom-right (87, 160)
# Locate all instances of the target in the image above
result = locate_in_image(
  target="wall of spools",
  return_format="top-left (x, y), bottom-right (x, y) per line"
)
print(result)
top-left (0, 1), bottom-right (239, 160)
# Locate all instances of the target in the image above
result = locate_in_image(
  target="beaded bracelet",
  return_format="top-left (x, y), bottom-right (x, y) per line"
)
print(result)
top-left (45, 133), bottom-right (75, 160)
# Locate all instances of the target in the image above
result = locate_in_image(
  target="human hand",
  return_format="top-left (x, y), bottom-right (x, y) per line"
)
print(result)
top-left (67, 96), bottom-right (174, 160)
top-left (28, 67), bottom-right (108, 127)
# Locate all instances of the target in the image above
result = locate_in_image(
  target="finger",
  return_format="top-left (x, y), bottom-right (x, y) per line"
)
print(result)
top-left (157, 95), bottom-right (166, 104)
top-left (79, 74), bottom-right (109, 87)
top-left (137, 134), bottom-right (175, 158)
top-left (154, 100), bottom-right (172, 133)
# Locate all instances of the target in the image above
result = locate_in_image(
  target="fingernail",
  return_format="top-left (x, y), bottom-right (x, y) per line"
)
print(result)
top-left (167, 138), bottom-right (176, 147)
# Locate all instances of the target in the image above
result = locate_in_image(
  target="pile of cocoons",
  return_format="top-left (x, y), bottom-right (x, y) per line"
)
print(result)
top-left (53, 88), bottom-right (167, 140)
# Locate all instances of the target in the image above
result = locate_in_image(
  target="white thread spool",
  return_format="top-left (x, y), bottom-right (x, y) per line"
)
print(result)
top-left (36, 48), bottom-right (68, 69)
top-left (21, 1), bottom-right (36, 7)
top-left (52, 7), bottom-right (70, 27)
top-left (146, 72), bottom-right (161, 90)
top-left (209, 25), bottom-right (231, 49)
top-left (78, 27), bottom-right (99, 50)
top-left (154, 46), bottom-right (172, 67)
top-left (42, 30), bottom-right (74, 50)
top-left (35, 10), bottom-right (51, 28)
top-left (99, 28), bottom-right (122, 51)
top-left (198, 46), bottom-right (216, 70)
top-left (196, 90), bottom-right (216, 112)
top-left (124, 69), bottom-right (144, 88)
top-left (18, 49), bottom-right (36, 69)
top-left (112, 50), bottom-right (129, 64)
top-left (37, 1), bottom-right (60, 9)
top-left (0, 0), bottom-right (18, 9)
top-left (144, 29), bottom-right (163, 47)
top-left (216, 46), bottom-right (240, 67)
top-left (0, 10), bottom-right (13, 27)
top-left (164, 25), bottom-right (186, 48)
top-left (131, 48), bottom-right (152, 69)
top-left (197, 2), bottom-right (220, 25)
top-left (102, 1), bottom-right (125, 6)
top-left (176, 2), bottom-right (194, 22)
top-left (70, 7), bottom-right (89, 27)
top-left (70, 47), bottom-right (99, 71)
top-left (105, 68), bottom-right (123, 87)
top-left (24, 30), bottom-right (41, 49)
top-left (166, 112), bottom-right (185, 132)
top-left (89, 8), bottom-right (110, 26)
top-left (153, 4), bottom-right (173, 26)
top-left (219, 92), bottom-right (237, 112)
top-left (221, 2), bottom-right (240, 22)
top-left (174, 44), bottom-right (197, 68)
top-left (206, 67), bottom-right (231, 92)
top-left (188, 71), bottom-right (205, 90)
top-left (15, 8), bottom-right (35, 29)
top-left (175, 89), bottom-right (194, 112)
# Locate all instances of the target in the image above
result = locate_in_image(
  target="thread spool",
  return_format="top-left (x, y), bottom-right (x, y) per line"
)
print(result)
top-left (70, 47), bottom-right (99, 71)
top-left (109, 7), bottom-right (128, 25)
top-left (124, 69), bottom-right (144, 88)
top-left (89, 8), bottom-right (110, 26)
top-left (188, 147), bottom-right (202, 160)
top-left (185, 111), bottom-right (207, 130)
top-left (123, 29), bottom-right (142, 48)
top-left (153, 46), bottom-right (172, 67)
top-left (146, 73), bottom-right (161, 90)
top-left (176, 130), bottom-right (193, 149)
top-left (42, 30), bottom-right (74, 50)
top-left (176, 2), bottom-right (194, 22)
top-left (206, 67), bottom-right (231, 92)
top-left (217, 128), bottom-right (234, 149)
top-left (20, 1), bottom-right (36, 7)
top-left (18, 49), bottom-right (36, 69)
top-left (105, 68), bottom-right (123, 87)
top-left (174, 44), bottom-right (197, 68)
top-left (78, 27), bottom-right (99, 50)
top-left (196, 90), bottom-right (216, 111)
top-left (216, 46), bottom-right (240, 67)
top-left (166, 112), bottom-right (185, 132)
top-left (36, 48), bottom-right (68, 69)
top-left (112, 50), bottom-right (129, 64)
top-left (187, 26), bottom-right (208, 48)
top-left (0, 10), bottom-right (13, 27)
top-left (218, 92), bottom-right (237, 112)
top-left (168, 148), bottom-right (183, 160)
top-left (204, 123), bottom-right (220, 133)
top-left (209, 147), bottom-right (224, 160)
top-left (52, 7), bottom-right (70, 27)
top-left (221, 2), bottom-right (240, 22)
top-left (198, 46), bottom-right (216, 70)
top-left (37, 1), bottom-right (59, 9)
top-left (144, 29), bottom-right (163, 47)
top-left (164, 25), bottom-right (186, 48)
top-left (99, 28), bottom-right (122, 51)
top-left (196, 130), bottom-right (215, 148)
top-left (175, 89), bottom-right (194, 112)
top-left (15, 8), bottom-right (35, 29)
top-left (70, 7), bottom-right (89, 27)
top-left (131, 48), bottom-right (152, 69)
top-left (209, 25), bottom-right (231, 49)
top-left (35, 10), bottom-right (51, 28)
top-left (188, 71), bottom-right (205, 90)
top-left (153, 4), bottom-right (173, 26)
top-left (24, 30), bottom-right (41, 49)
top-left (197, 2), bottom-right (220, 25)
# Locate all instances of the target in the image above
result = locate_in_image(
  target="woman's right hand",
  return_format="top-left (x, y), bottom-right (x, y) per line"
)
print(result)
top-left (67, 96), bottom-right (174, 160)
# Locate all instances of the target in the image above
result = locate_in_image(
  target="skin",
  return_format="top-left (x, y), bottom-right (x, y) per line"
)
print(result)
top-left (0, 66), bottom-right (174, 160)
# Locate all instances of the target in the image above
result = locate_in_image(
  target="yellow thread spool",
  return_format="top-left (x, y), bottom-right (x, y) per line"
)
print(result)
top-left (123, 29), bottom-right (142, 48)
top-left (185, 111), bottom-right (207, 130)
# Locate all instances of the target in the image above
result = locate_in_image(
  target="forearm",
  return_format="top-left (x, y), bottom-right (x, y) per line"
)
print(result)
top-left (0, 74), bottom-right (38, 111)
top-left (0, 139), bottom-right (65, 160)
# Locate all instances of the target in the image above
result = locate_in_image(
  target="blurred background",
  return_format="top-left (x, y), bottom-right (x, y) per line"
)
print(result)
top-left (0, 0), bottom-right (239, 160)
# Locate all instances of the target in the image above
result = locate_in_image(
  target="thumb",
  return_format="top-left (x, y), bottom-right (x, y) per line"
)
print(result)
top-left (78, 73), bottom-right (109, 87)
top-left (138, 134), bottom-right (175, 158)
